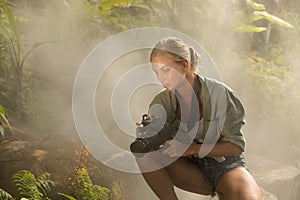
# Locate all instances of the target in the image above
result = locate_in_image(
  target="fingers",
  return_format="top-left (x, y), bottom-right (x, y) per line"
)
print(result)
top-left (136, 122), bottom-right (143, 137)
top-left (162, 140), bottom-right (191, 157)
top-left (162, 140), bottom-right (179, 157)
top-left (136, 122), bottom-right (142, 126)
top-left (163, 140), bottom-right (171, 146)
top-left (162, 146), bottom-right (176, 157)
top-left (136, 131), bottom-right (142, 137)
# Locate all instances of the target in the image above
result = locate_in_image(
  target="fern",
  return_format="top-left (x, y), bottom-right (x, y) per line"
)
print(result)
top-left (0, 188), bottom-right (13, 200)
top-left (59, 168), bottom-right (111, 200)
top-left (12, 170), bottom-right (52, 200)
top-left (75, 168), bottom-right (110, 200)
top-left (36, 173), bottom-right (52, 198)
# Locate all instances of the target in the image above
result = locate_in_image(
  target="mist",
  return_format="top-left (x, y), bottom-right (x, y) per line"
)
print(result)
top-left (3, 0), bottom-right (299, 199)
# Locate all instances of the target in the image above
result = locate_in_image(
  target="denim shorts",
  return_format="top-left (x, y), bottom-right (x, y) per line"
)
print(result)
top-left (190, 154), bottom-right (247, 195)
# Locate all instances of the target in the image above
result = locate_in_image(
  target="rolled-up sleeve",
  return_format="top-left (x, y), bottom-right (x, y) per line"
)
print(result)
top-left (220, 89), bottom-right (246, 150)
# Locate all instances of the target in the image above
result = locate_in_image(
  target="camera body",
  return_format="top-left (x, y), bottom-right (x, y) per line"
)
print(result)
top-left (130, 114), bottom-right (177, 156)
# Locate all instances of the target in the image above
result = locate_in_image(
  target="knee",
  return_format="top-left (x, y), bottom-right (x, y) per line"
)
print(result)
top-left (241, 184), bottom-right (262, 200)
top-left (240, 191), bottom-right (261, 200)
top-left (217, 168), bottom-right (262, 200)
top-left (225, 188), bottom-right (262, 200)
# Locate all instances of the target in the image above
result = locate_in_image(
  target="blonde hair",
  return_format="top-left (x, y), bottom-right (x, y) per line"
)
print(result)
top-left (150, 37), bottom-right (201, 73)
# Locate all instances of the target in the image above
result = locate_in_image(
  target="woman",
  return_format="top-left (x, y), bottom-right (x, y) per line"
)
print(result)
top-left (135, 37), bottom-right (262, 200)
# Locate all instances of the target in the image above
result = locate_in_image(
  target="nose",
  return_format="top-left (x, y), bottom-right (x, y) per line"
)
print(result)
top-left (157, 72), bottom-right (166, 84)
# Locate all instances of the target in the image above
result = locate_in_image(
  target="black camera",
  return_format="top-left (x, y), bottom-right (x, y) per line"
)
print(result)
top-left (130, 114), bottom-right (178, 156)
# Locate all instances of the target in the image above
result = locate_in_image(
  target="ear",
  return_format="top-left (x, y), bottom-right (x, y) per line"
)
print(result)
top-left (182, 60), bottom-right (189, 72)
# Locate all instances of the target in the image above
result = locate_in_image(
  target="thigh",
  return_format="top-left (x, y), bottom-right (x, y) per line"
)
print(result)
top-left (166, 157), bottom-right (212, 196)
top-left (216, 167), bottom-right (262, 200)
top-left (136, 150), bottom-right (176, 172)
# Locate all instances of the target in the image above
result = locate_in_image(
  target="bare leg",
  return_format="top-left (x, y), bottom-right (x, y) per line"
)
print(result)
top-left (166, 157), bottom-right (212, 195)
top-left (142, 168), bottom-right (179, 200)
top-left (216, 167), bottom-right (262, 200)
top-left (136, 152), bottom-right (212, 199)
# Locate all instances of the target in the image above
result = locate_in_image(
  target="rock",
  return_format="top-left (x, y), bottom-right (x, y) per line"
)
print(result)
top-left (255, 165), bottom-right (300, 199)
top-left (287, 174), bottom-right (300, 200)
top-left (1, 140), bottom-right (27, 152)
top-left (260, 187), bottom-right (278, 200)
top-left (31, 149), bottom-right (48, 161)
top-left (246, 154), bottom-right (300, 199)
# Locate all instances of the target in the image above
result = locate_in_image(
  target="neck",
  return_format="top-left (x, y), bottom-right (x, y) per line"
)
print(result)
top-left (176, 72), bottom-right (196, 99)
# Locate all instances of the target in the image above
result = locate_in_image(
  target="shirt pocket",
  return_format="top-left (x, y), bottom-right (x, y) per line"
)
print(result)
top-left (202, 118), bottom-right (221, 144)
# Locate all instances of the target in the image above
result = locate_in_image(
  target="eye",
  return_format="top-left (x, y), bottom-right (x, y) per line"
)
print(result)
top-left (161, 66), bottom-right (171, 73)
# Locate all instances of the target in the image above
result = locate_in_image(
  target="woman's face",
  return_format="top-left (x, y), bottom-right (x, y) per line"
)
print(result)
top-left (151, 54), bottom-right (186, 92)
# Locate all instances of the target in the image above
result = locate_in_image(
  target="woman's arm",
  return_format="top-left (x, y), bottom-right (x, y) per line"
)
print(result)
top-left (187, 141), bottom-right (243, 157)
top-left (162, 140), bottom-right (243, 158)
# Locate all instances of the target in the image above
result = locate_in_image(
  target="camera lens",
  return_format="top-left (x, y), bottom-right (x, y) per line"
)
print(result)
top-left (130, 139), bottom-right (150, 154)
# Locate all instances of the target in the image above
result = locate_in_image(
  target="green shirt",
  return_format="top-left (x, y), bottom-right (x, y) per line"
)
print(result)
top-left (148, 75), bottom-right (246, 157)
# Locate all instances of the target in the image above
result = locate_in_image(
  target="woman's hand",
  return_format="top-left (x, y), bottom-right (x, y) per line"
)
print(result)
top-left (162, 139), bottom-right (195, 158)
top-left (135, 122), bottom-right (143, 137)
top-left (161, 139), bottom-right (244, 158)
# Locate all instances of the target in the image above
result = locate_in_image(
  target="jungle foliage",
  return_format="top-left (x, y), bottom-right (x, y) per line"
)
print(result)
top-left (0, 0), bottom-right (299, 199)
top-left (0, 170), bottom-right (52, 200)
top-left (0, 0), bottom-right (298, 119)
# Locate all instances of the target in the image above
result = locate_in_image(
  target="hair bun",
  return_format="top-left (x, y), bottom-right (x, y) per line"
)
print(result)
top-left (189, 47), bottom-right (201, 67)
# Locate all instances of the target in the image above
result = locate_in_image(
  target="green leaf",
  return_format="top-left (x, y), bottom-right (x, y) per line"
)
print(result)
top-left (11, 170), bottom-right (52, 199)
top-left (275, 54), bottom-right (285, 65)
top-left (234, 25), bottom-right (267, 33)
top-left (0, 105), bottom-right (12, 133)
top-left (249, 14), bottom-right (264, 22)
top-left (0, 21), bottom-right (10, 40)
top-left (253, 11), bottom-right (294, 28)
top-left (0, 104), bottom-right (7, 117)
top-left (36, 173), bottom-right (52, 197)
top-left (1, 0), bottom-right (20, 41)
top-left (20, 40), bottom-right (57, 68)
top-left (246, 0), bottom-right (266, 11)
top-left (13, 170), bottom-right (38, 197)
top-left (0, 188), bottom-right (13, 200)
top-left (58, 193), bottom-right (77, 200)
top-left (0, 125), bottom-right (4, 139)
top-left (99, 0), bottom-right (143, 17)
